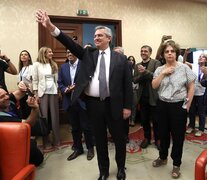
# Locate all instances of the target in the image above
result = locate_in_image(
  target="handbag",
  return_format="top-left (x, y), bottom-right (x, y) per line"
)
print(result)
top-left (31, 108), bottom-right (49, 136)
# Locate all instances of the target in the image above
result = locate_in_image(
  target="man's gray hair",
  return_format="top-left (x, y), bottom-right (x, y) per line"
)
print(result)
top-left (95, 26), bottom-right (113, 39)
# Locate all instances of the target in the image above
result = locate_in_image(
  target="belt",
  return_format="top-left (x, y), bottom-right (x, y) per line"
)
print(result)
top-left (86, 95), bottom-right (110, 101)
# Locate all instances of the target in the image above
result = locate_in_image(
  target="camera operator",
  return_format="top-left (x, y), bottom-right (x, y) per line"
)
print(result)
top-left (0, 51), bottom-right (17, 92)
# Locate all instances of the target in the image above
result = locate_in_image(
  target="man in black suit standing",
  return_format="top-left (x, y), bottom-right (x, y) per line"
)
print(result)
top-left (36, 10), bottom-right (132, 180)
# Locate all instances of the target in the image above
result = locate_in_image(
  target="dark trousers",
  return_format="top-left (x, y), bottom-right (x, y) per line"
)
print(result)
top-left (157, 100), bottom-right (187, 167)
top-left (30, 139), bottom-right (44, 166)
top-left (140, 97), bottom-right (158, 141)
top-left (19, 95), bottom-right (31, 119)
top-left (124, 118), bottom-right (129, 140)
top-left (86, 96), bottom-right (126, 174)
top-left (68, 103), bottom-right (93, 150)
top-left (188, 95), bottom-right (206, 131)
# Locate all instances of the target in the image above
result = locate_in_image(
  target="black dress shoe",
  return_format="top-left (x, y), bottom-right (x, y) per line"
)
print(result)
top-left (67, 150), bottom-right (83, 161)
top-left (71, 144), bottom-right (75, 151)
top-left (117, 168), bottom-right (126, 180)
top-left (87, 148), bottom-right (95, 160)
top-left (98, 173), bottom-right (109, 180)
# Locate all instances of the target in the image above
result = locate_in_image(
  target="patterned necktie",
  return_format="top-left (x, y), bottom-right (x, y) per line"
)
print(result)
top-left (99, 51), bottom-right (108, 100)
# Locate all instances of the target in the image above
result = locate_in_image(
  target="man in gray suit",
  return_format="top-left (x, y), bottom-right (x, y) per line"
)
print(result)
top-left (36, 10), bottom-right (132, 180)
top-left (133, 45), bottom-right (161, 150)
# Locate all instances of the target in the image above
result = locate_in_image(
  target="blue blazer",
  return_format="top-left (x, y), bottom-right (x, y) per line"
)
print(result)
top-left (58, 60), bottom-right (85, 111)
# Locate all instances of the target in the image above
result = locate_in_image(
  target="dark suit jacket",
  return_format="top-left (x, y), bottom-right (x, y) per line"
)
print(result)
top-left (58, 60), bottom-right (85, 111)
top-left (200, 74), bottom-right (207, 105)
top-left (133, 59), bottom-right (161, 106)
top-left (56, 31), bottom-right (133, 120)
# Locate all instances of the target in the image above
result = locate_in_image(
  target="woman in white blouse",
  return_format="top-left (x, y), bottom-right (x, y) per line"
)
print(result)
top-left (152, 40), bottom-right (196, 179)
top-left (18, 50), bottom-right (33, 119)
top-left (33, 47), bottom-right (60, 150)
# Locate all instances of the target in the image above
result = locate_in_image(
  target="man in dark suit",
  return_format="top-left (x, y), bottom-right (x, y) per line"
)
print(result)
top-left (36, 10), bottom-right (132, 180)
top-left (58, 50), bottom-right (94, 161)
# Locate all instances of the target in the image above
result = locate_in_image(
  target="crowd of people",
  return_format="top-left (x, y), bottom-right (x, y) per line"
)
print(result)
top-left (1, 9), bottom-right (207, 180)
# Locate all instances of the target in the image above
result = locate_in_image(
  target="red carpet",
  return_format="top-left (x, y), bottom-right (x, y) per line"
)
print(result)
top-left (185, 132), bottom-right (207, 145)
top-left (40, 127), bottom-right (207, 154)
top-left (126, 127), bottom-right (207, 153)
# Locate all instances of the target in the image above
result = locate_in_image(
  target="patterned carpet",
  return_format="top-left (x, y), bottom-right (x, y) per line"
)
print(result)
top-left (38, 125), bottom-right (207, 155)
top-left (36, 126), bottom-right (206, 180)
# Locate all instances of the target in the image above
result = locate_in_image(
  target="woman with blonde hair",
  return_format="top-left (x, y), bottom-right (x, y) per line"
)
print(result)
top-left (32, 47), bottom-right (60, 150)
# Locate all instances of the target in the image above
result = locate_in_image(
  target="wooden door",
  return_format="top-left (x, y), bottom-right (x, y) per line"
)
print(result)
top-left (39, 22), bottom-right (82, 68)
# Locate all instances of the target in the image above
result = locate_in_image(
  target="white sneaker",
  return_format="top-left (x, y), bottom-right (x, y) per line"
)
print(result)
top-left (195, 130), bottom-right (203, 137)
top-left (186, 127), bottom-right (193, 134)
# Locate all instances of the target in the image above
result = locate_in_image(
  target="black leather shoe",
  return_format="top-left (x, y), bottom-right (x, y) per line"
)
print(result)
top-left (87, 148), bottom-right (95, 160)
top-left (67, 150), bottom-right (83, 161)
top-left (71, 144), bottom-right (75, 151)
top-left (117, 168), bottom-right (126, 180)
top-left (98, 173), bottom-right (109, 180)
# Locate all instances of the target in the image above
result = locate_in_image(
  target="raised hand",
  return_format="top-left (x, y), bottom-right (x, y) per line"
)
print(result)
top-left (35, 9), bottom-right (55, 32)
top-left (18, 81), bottom-right (28, 92)
top-left (27, 96), bottom-right (39, 109)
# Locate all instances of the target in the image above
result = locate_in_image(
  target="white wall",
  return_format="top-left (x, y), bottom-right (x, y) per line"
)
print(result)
top-left (1, 0), bottom-right (207, 90)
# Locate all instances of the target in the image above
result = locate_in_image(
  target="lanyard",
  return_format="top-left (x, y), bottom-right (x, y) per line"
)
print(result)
top-left (20, 66), bottom-right (28, 81)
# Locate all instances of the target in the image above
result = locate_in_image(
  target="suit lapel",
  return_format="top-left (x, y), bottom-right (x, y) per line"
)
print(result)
top-left (109, 51), bottom-right (116, 78)
top-left (93, 50), bottom-right (99, 67)
top-left (74, 60), bottom-right (80, 82)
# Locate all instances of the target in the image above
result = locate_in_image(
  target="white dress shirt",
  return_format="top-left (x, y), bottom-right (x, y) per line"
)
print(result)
top-left (85, 48), bottom-right (110, 97)
top-left (69, 59), bottom-right (79, 85)
top-left (51, 27), bottom-right (110, 97)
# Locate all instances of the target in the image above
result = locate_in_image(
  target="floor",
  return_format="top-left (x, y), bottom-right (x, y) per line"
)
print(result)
top-left (35, 122), bottom-right (206, 180)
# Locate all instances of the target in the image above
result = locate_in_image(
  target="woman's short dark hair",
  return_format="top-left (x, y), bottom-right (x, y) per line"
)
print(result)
top-left (160, 40), bottom-right (180, 61)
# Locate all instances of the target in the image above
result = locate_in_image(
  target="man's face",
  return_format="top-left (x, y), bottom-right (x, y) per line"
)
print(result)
top-left (140, 47), bottom-right (151, 61)
top-left (94, 29), bottom-right (111, 50)
top-left (66, 50), bottom-right (77, 64)
top-left (0, 88), bottom-right (10, 110)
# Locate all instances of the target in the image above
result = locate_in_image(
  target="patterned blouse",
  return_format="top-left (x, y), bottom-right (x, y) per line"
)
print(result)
top-left (153, 62), bottom-right (196, 102)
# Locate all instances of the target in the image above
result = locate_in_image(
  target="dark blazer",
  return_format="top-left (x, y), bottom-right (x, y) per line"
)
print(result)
top-left (56, 32), bottom-right (133, 120)
top-left (58, 60), bottom-right (85, 111)
top-left (133, 59), bottom-right (161, 106)
top-left (200, 74), bottom-right (207, 105)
